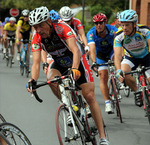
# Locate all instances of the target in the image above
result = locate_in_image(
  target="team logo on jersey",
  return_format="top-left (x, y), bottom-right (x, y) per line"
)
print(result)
top-left (110, 30), bottom-right (115, 35)
top-left (88, 34), bottom-right (93, 40)
top-left (77, 24), bottom-right (82, 27)
top-left (32, 43), bottom-right (40, 50)
top-left (67, 31), bottom-right (73, 36)
top-left (100, 40), bottom-right (108, 46)
top-left (124, 38), bottom-right (131, 44)
top-left (135, 36), bottom-right (142, 41)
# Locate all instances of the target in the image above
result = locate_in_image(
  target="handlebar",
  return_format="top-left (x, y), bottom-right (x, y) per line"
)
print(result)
top-left (125, 66), bottom-right (150, 75)
top-left (28, 75), bottom-right (82, 103)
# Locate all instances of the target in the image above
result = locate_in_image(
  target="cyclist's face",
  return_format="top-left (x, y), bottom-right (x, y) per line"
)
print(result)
top-left (64, 18), bottom-right (72, 26)
top-left (120, 22), bottom-right (136, 35)
top-left (95, 21), bottom-right (106, 33)
top-left (33, 21), bottom-right (51, 38)
top-left (10, 21), bottom-right (15, 26)
top-left (23, 16), bottom-right (29, 21)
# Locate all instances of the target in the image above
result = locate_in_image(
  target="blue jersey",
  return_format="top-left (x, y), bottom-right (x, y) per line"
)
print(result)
top-left (87, 24), bottom-right (118, 54)
top-left (114, 24), bottom-right (150, 58)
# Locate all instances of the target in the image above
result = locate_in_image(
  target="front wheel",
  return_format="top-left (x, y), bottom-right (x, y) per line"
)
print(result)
top-left (56, 104), bottom-right (84, 145)
top-left (0, 122), bottom-right (32, 145)
top-left (111, 77), bottom-right (123, 123)
top-left (20, 61), bottom-right (24, 76)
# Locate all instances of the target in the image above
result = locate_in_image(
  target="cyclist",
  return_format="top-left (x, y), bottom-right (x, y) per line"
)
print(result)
top-left (16, 9), bottom-right (31, 61)
top-left (27, 6), bottom-right (109, 145)
top-left (114, 9), bottom-right (150, 107)
top-left (87, 13), bottom-right (118, 113)
top-left (111, 11), bottom-right (122, 30)
top-left (59, 6), bottom-right (90, 55)
top-left (2, 17), bottom-right (9, 55)
top-left (0, 21), bottom-right (3, 49)
top-left (3, 17), bottom-right (17, 63)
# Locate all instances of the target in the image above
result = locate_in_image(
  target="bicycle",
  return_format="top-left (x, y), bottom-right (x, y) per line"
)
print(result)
top-left (125, 66), bottom-right (150, 124)
top-left (19, 39), bottom-right (30, 78)
top-left (5, 37), bottom-right (15, 68)
top-left (29, 71), bottom-right (109, 144)
top-left (95, 60), bottom-right (123, 123)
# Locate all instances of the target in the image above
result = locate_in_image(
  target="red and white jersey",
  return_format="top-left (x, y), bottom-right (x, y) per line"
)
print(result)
top-left (31, 19), bottom-right (94, 82)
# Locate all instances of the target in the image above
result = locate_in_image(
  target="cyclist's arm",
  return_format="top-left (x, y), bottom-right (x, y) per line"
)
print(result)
top-left (31, 51), bottom-right (41, 81)
top-left (3, 30), bottom-right (7, 41)
top-left (41, 49), bottom-right (47, 63)
top-left (16, 25), bottom-right (21, 41)
top-left (89, 43), bottom-right (96, 63)
top-left (147, 38), bottom-right (150, 50)
top-left (114, 46), bottom-right (123, 70)
top-left (78, 29), bottom-right (88, 46)
top-left (66, 37), bottom-right (81, 69)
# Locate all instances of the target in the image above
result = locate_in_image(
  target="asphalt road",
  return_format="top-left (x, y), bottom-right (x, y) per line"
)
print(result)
top-left (0, 47), bottom-right (150, 145)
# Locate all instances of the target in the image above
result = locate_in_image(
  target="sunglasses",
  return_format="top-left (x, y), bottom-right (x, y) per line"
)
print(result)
top-left (94, 22), bottom-right (104, 25)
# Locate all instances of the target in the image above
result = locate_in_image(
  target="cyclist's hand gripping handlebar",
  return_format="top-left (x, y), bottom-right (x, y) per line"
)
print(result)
top-left (26, 79), bottom-right (43, 103)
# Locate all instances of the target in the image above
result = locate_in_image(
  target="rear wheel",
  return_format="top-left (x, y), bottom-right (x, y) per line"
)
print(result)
top-left (56, 104), bottom-right (84, 145)
top-left (143, 88), bottom-right (150, 124)
top-left (20, 61), bottom-right (24, 76)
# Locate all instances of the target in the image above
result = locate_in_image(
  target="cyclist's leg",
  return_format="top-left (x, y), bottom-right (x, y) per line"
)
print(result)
top-left (96, 57), bottom-right (113, 113)
top-left (46, 62), bottom-right (62, 99)
top-left (121, 56), bottom-right (137, 91)
top-left (81, 82), bottom-right (106, 139)
top-left (77, 60), bottom-right (108, 141)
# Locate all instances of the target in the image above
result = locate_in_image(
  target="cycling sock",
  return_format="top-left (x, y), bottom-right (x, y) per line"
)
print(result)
top-left (105, 100), bottom-right (110, 104)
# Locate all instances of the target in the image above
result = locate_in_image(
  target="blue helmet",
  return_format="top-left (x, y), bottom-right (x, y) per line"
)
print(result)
top-left (119, 9), bottom-right (138, 22)
top-left (5, 17), bottom-right (10, 22)
top-left (49, 10), bottom-right (60, 20)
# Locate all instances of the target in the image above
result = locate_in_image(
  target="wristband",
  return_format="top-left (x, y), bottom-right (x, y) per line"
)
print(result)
top-left (116, 69), bottom-right (124, 79)
top-left (43, 62), bottom-right (49, 70)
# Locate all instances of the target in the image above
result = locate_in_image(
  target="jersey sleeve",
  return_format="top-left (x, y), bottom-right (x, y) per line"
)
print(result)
top-left (31, 33), bottom-right (42, 52)
top-left (17, 19), bottom-right (23, 27)
top-left (86, 27), bottom-right (95, 45)
top-left (113, 33), bottom-right (123, 48)
top-left (4, 23), bottom-right (8, 31)
top-left (146, 29), bottom-right (150, 40)
top-left (72, 18), bottom-right (84, 30)
top-left (54, 22), bottom-right (75, 40)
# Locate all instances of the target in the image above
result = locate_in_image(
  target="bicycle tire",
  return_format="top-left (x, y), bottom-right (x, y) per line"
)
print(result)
top-left (6, 56), bottom-right (9, 67)
top-left (25, 51), bottom-right (30, 78)
top-left (0, 122), bottom-right (32, 145)
top-left (143, 88), bottom-right (150, 124)
top-left (9, 56), bottom-right (12, 68)
top-left (111, 76), bottom-right (123, 123)
top-left (56, 104), bottom-right (85, 145)
top-left (20, 61), bottom-right (24, 76)
top-left (123, 86), bottom-right (130, 97)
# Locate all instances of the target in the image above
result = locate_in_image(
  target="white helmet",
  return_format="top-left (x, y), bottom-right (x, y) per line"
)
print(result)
top-left (22, 9), bottom-right (30, 16)
top-left (59, 6), bottom-right (73, 21)
top-left (29, 6), bottom-right (50, 26)
top-left (9, 17), bottom-right (16, 22)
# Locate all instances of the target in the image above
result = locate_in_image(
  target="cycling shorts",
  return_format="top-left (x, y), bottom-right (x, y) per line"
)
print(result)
top-left (121, 53), bottom-right (150, 78)
top-left (48, 54), bottom-right (94, 85)
top-left (7, 35), bottom-right (15, 43)
top-left (96, 49), bottom-right (114, 71)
